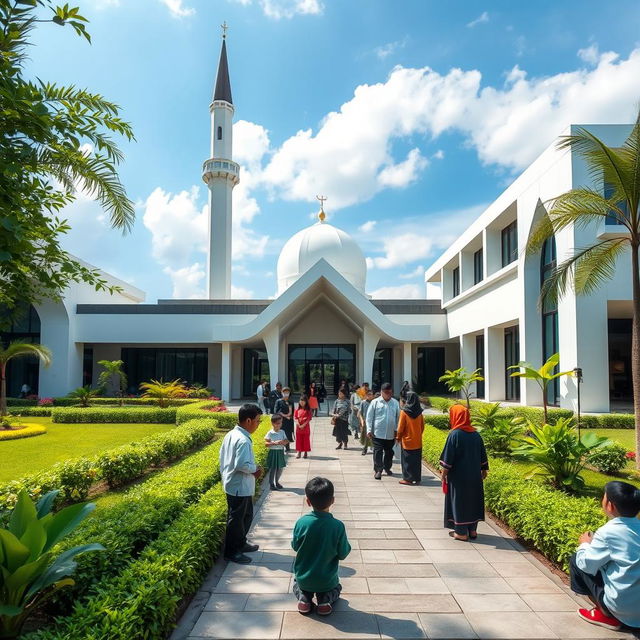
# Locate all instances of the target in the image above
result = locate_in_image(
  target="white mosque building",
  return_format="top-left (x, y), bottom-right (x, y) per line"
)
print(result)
top-left (2, 38), bottom-right (635, 414)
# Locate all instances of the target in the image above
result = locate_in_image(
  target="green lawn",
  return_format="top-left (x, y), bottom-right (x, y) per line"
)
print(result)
top-left (0, 417), bottom-right (175, 483)
top-left (592, 429), bottom-right (636, 451)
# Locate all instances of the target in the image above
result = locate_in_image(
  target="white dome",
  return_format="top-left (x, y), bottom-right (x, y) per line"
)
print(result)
top-left (277, 219), bottom-right (367, 295)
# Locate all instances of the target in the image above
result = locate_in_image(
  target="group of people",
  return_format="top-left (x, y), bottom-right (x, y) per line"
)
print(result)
top-left (220, 397), bottom-right (640, 630)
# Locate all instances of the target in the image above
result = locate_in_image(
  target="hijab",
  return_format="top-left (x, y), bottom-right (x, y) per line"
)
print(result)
top-left (449, 404), bottom-right (476, 433)
top-left (402, 391), bottom-right (423, 419)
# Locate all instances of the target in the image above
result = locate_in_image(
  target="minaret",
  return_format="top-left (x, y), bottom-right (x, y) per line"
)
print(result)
top-left (203, 23), bottom-right (239, 299)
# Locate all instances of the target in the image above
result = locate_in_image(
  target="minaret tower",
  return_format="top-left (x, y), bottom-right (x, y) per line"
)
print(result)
top-left (203, 23), bottom-right (239, 299)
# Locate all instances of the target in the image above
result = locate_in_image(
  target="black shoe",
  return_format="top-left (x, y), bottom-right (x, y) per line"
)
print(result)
top-left (374, 471), bottom-right (382, 480)
top-left (270, 484), bottom-right (277, 490)
top-left (344, 443), bottom-right (348, 449)
top-left (385, 469), bottom-right (393, 476)
top-left (276, 483), bottom-right (284, 489)
top-left (225, 552), bottom-right (252, 564)
top-left (335, 444), bottom-right (343, 449)
top-left (361, 449), bottom-right (367, 455)
top-left (242, 542), bottom-right (259, 553)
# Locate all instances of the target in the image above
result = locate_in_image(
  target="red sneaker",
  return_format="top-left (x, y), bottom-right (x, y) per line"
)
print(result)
top-left (577, 608), bottom-right (621, 631)
top-left (316, 602), bottom-right (333, 616)
top-left (297, 600), bottom-right (312, 615)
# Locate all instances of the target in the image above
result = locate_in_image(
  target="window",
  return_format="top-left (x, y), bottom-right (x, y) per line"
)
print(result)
top-left (217, 126), bottom-right (222, 140)
top-left (82, 347), bottom-right (93, 387)
top-left (372, 348), bottom-right (393, 391)
top-left (416, 347), bottom-right (446, 394)
top-left (473, 248), bottom-right (483, 285)
top-left (501, 221), bottom-right (518, 267)
top-left (452, 267), bottom-right (460, 297)
top-left (604, 182), bottom-right (629, 225)
top-left (504, 326), bottom-right (520, 401)
top-left (541, 237), bottom-right (559, 405)
top-left (475, 335), bottom-right (485, 399)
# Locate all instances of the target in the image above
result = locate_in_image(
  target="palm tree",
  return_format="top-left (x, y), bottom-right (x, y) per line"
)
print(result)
top-left (527, 115), bottom-right (640, 469)
top-left (97, 359), bottom-right (127, 405)
top-left (139, 379), bottom-right (186, 408)
top-left (438, 367), bottom-right (484, 409)
top-left (67, 385), bottom-right (101, 408)
top-left (508, 353), bottom-right (575, 424)
top-left (0, 341), bottom-right (52, 418)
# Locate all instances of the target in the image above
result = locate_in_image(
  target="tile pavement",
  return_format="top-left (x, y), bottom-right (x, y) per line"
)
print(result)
top-left (171, 417), bottom-right (637, 640)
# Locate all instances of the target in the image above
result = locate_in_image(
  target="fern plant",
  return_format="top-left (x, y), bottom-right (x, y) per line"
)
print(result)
top-left (139, 379), bottom-right (186, 408)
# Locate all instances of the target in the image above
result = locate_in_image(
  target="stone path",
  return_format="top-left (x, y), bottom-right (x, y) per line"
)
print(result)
top-left (173, 417), bottom-right (636, 640)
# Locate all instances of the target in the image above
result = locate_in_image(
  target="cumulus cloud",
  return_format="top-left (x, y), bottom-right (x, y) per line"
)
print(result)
top-left (374, 36), bottom-right (409, 60)
top-left (358, 220), bottom-right (377, 233)
top-left (467, 11), bottom-right (489, 28)
top-left (233, 0), bottom-right (323, 19)
top-left (159, 0), bottom-right (195, 18)
top-left (578, 44), bottom-right (600, 65)
top-left (231, 284), bottom-right (255, 298)
top-left (367, 233), bottom-right (432, 269)
top-left (432, 149), bottom-right (445, 160)
top-left (369, 284), bottom-right (424, 299)
top-left (399, 265), bottom-right (425, 279)
top-left (377, 148), bottom-right (428, 188)
top-left (163, 263), bottom-right (205, 298)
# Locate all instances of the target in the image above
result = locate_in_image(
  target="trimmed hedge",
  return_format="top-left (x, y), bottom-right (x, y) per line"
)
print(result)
top-left (175, 399), bottom-right (231, 427)
top-left (6, 397), bottom-right (204, 407)
top-left (51, 406), bottom-right (177, 424)
top-left (0, 424), bottom-right (46, 440)
top-left (421, 421), bottom-right (607, 571)
top-left (7, 406), bottom-right (52, 417)
top-left (0, 419), bottom-right (217, 511)
top-left (423, 414), bottom-right (451, 431)
top-left (426, 396), bottom-right (634, 429)
top-left (26, 415), bottom-right (272, 636)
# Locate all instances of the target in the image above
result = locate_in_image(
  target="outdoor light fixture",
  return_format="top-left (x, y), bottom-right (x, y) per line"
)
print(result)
top-left (573, 367), bottom-right (583, 437)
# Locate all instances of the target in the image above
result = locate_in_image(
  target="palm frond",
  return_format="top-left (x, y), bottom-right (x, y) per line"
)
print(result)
top-left (0, 342), bottom-right (52, 367)
top-left (621, 114), bottom-right (640, 231)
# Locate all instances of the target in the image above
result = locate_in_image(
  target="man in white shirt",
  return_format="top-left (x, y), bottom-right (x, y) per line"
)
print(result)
top-left (256, 380), bottom-right (266, 413)
top-left (219, 404), bottom-right (263, 564)
top-left (366, 382), bottom-right (400, 480)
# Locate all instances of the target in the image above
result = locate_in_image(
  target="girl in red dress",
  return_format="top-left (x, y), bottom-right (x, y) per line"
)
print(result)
top-left (294, 394), bottom-right (312, 459)
top-left (308, 382), bottom-right (319, 416)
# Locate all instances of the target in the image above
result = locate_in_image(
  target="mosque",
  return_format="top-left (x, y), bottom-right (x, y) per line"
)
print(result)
top-left (3, 37), bottom-right (635, 414)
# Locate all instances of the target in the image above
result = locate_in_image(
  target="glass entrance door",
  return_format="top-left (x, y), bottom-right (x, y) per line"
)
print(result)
top-left (306, 361), bottom-right (337, 394)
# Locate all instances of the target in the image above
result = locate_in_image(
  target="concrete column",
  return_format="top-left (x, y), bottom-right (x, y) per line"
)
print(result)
top-left (362, 325), bottom-right (381, 386)
top-left (263, 326), bottom-right (280, 388)
top-left (221, 342), bottom-right (231, 403)
top-left (402, 342), bottom-right (412, 386)
top-left (485, 326), bottom-right (505, 401)
top-left (231, 346), bottom-right (242, 400)
top-left (460, 333), bottom-right (477, 399)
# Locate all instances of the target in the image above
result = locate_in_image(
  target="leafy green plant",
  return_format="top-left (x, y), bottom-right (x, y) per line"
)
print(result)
top-left (139, 379), bottom-right (186, 408)
top-left (97, 360), bottom-right (127, 405)
top-left (470, 402), bottom-right (503, 429)
top-left (513, 418), bottom-right (610, 491)
top-left (508, 353), bottom-right (574, 423)
top-left (66, 386), bottom-right (100, 408)
top-left (587, 443), bottom-right (630, 474)
top-left (51, 406), bottom-right (176, 424)
top-left (0, 490), bottom-right (104, 638)
top-left (0, 343), bottom-right (52, 417)
top-left (478, 418), bottom-right (524, 457)
top-left (437, 368), bottom-right (484, 408)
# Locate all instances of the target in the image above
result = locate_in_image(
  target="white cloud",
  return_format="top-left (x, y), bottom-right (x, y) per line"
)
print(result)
top-left (369, 284), bottom-right (424, 299)
top-left (160, 0), bottom-right (195, 18)
top-left (432, 149), bottom-right (445, 160)
top-left (368, 233), bottom-right (432, 269)
top-left (374, 37), bottom-right (409, 60)
top-left (377, 148), bottom-right (428, 188)
top-left (231, 284), bottom-right (255, 298)
top-left (467, 11), bottom-right (489, 28)
top-left (358, 220), bottom-right (377, 233)
top-left (578, 44), bottom-right (600, 65)
top-left (163, 263), bottom-right (205, 298)
top-left (233, 0), bottom-right (323, 19)
top-left (399, 265), bottom-right (425, 279)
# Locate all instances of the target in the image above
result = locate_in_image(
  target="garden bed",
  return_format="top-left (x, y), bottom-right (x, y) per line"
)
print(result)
top-left (0, 423), bottom-right (46, 441)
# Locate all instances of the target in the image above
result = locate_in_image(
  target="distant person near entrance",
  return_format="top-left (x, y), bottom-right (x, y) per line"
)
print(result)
top-left (219, 404), bottom-right (263, 564)
top-left (366, 382), bottom-right (400, 480)
top-left (256, 380), bottom-right (267, 413)
top-left (331, 388), bottom-right (350, 450)
top-left (308, 382), bottom-right (320, 417)
top-left (20, 382), bottom-right (30, 399)
top-left (295, 395), bottom-right (312, 459)
top-left (274, 387), bottom-right (294, 452)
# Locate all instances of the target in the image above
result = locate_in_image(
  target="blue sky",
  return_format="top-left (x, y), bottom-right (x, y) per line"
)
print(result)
top-left (27, 0), bottom-right (640, 301)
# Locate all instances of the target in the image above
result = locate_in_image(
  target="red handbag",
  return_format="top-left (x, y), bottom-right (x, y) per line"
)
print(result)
top-left (442, 479), bottom-right (448, 494)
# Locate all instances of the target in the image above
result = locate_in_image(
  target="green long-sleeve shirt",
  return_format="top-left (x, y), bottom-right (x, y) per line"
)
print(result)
top-left (292, 510), bottom-right (351, 593)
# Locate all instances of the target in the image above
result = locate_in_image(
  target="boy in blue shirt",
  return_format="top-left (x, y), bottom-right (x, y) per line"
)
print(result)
top-left (570, 480), bottom-right (640, 631)
top-left (291, 477), bottom-right (351, 616)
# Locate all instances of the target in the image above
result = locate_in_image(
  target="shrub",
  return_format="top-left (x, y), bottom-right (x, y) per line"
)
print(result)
top-left (38, 397), bottom-right (54, 406)
top-left (91, 397), bottom-right (199, 407)
top-left (579, 413), bottom-right (636, 430)
top-left (5, 397), bottom-right (38, 407)
top-left (175, 400), bottom-right (232, 427)
top-left (7, 406), bottom-right (52, 417)
top-left (423, 414), bottom-right (452, 431)
top-left (587, 443), bottom-right (629, 474)
top-left (0, 423), bottom-right (47, 440)
top-left (139, 379), bottom-right (186, 408)
top-left (66, 385), bottom-right (102, 407)
top-left (428, 396), bottom-right (454, 413)
top-left (51, 406), bottom-right (177, 424)
top-left (477, 418), bottom-right (523, 457)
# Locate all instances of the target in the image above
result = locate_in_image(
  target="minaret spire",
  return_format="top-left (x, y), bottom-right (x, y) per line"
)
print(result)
top-left (203, 26), bottom-right (239, 300)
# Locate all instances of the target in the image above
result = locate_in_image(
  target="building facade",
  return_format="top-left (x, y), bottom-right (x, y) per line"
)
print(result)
top-left (2, 38), bottom-right (634, 413)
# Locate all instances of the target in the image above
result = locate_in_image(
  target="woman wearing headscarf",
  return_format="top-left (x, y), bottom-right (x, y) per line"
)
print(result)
top-left (396, 391), bottom-right (424, 485)
top-left (349, 384), bottom-right (362, 438)
top-left (399, 380), bottom-right (411, 407)
top-left (439, 404), bottom-right (489, 541)
top-left (331, 387), bottom-right (351, 449)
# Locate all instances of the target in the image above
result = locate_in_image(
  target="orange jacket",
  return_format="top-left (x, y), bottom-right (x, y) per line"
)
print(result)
top-left (396, 412), bottom-right (424, 450)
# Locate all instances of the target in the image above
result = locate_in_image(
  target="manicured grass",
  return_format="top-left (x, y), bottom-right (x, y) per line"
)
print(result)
top-left (592, 428), bottom-right (636, 451)
top-left (0, 417), bottom-right (175, 483)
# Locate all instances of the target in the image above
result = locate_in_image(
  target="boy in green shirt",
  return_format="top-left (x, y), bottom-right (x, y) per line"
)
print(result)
top-left (292, 477), bottom-right (351, 616)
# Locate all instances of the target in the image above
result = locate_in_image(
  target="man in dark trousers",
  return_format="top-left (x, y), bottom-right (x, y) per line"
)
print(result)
top-left (270, 381), bottom-right (283, 415)
top-left (219, 403), bottom-right (263, 564)
top-left (366, 382), bottom-right (400, 480)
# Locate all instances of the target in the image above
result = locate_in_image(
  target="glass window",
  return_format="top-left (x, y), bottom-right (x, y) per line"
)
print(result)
top-left (473, 248), bottom-right (483, 285)
top-left (504, 326), bottom-right (520, 401)
top-left (288, 346), bottom-right (306, 360)
top-left (416, 347), bottom-right (446, 394)
top-left (338, 345), bottom-right (355, 360)
top-left (475, 335), bottom-right (485, 399)
top-left (501, 221), bottom-right (518, 267)
top-left (82, 347), bottom-right (93, 387)
top-left (452, 267), bottom-right (460, 297)
top-left (541, 237), bottom-right (559, 404)
top-left (217, 126), bottom-right (222, 140)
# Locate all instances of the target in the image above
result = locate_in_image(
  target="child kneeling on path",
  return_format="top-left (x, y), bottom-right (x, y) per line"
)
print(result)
top-left (291, 477), bottom-right (351, 616)
top-left (265, 413), bottom-right (288, 490)
top-left (570, 480), bottom-right (640, 631)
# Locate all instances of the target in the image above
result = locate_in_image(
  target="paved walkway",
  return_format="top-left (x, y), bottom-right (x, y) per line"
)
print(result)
top-left (173, 418), bottom-right (636, 640)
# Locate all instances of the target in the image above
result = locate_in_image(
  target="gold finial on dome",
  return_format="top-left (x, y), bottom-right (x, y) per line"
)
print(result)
top-left (316, 195), bottom-right (327, 222)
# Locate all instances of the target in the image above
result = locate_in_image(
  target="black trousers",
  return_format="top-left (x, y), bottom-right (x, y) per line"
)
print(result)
top-left (372, 437), bottom-right (395, 472)
top-left (401, 448), bottom-right (422, 483)
top-left (569, 553), bottom-right (613, 616)
top-left (225, 494), bottom-right (254, 557)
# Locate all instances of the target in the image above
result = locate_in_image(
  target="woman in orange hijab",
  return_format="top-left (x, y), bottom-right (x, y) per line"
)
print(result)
top-left (439, 404), bottom-right (489, 541)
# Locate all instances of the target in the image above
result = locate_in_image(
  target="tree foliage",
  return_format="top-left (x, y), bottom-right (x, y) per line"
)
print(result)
top-left (438, 367), bottom-right (484, 408)
top-left (0, 0), bottom-right (135, 328)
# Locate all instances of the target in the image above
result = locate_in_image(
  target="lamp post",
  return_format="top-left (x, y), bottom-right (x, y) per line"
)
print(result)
top-left (573, 367), bottom-right (583, 438)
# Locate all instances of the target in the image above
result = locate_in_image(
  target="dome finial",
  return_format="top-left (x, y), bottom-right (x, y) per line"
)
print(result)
top-left (221, 21), bottom-right (228, 39)
top-left (316, 194), bottom-right (327, 222)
